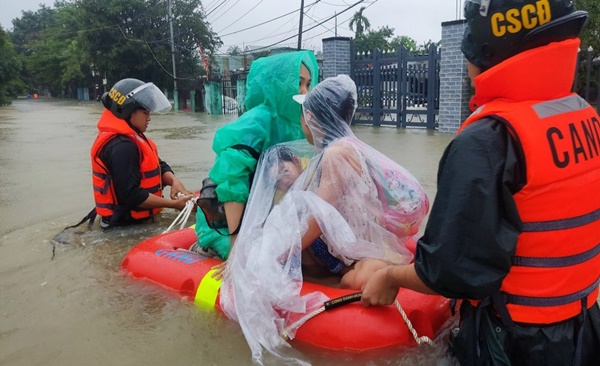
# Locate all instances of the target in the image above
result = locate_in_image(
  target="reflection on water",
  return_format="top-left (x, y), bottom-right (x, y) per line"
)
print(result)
top-left (0, 99), bottom-right (457, 366)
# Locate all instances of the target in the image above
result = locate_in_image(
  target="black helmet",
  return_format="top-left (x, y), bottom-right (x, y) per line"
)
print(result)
top-left (461, 0), bottom-right (588, 71)
top-left (101, 78), bottom-right (172, 120)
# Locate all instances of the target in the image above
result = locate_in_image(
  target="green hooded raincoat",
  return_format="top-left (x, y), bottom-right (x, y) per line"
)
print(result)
top-left (195, 50), bottom-right (319, 259)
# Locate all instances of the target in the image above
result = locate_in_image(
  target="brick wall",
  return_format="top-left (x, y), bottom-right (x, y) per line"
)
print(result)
top-left (322, 37), bottom-right (352, 79)
top-left (438, 20), bottom-right (472, 134)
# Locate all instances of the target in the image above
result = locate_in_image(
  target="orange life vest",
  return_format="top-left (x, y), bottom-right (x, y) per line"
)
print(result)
top-left (458, 39), bottom-right (600, 324)
top-left (90, 110), bottom-right (163, 220)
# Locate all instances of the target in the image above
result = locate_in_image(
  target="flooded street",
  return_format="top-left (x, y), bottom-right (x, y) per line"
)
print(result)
top-left (0, 99), bottom-right (456, 366)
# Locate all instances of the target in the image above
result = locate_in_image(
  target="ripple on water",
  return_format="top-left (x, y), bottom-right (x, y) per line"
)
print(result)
top-left (156, 126), bottom-right (213, 140)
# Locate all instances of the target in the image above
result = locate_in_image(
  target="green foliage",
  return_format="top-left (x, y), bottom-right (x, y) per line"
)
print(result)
top-left (354, 26), bottom-right (421, 54)
top-left (349, 8), bottom-right (434, 55)
top-left (7, 0), bottom-right (221, 97)
top-left (578, 0), bottom-right (600, 58)
top-left (574, 0), bottom-right (600, 103)
top-left (0, 27), bottom-right (24, 104)
top-left (227, 45), bottom-right (242, 55)
top-left (9, 5), bottom-right (56, 56)
top-left (349, 7), bottom-right (371, 38)
top-left (8, 5), bottom-right (56, 95)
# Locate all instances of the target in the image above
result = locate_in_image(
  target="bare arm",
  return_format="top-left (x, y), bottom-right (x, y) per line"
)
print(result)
top-left (301, 218), bottom-right (322, 250)
top-left (210, 201), bottom-right (245, 280)
top-left (361, 263), bottom-right (437, 307)
top-left (138, 193), bottom-right (191, 211)
top-left (224, 201), bottom-right (245, 246)
top-left (161, 171), bottom-right (193, 199)
top-left (301, 145), bottom-right (361, 248)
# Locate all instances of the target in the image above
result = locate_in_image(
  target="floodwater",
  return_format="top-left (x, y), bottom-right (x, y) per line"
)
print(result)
top-left (0, 99), bottom-right (457, 366)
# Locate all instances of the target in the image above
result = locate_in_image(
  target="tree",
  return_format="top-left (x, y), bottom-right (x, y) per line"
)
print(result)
top-left (23, 3), bottom-right (88, 96)
top-left (227, 45), bottom-right (242, 55)
top-left (0, 27), bottom-right (24, 104)
top-left (8, 5), bottom-right (56, 94)
top-left (569, 0), bottom-right (600, 102)
top-left (8, 0), bottom-right (221, 97)
top-left (349, 7), bottom-right (371, 39)
top-left (392, 35), bottom-right (418, 53)
top-left (354, 26), bottom-right (418, 54)
top-left (9, 5), bottom-right (56, 56)
top-left (73, 0), bottom-right (221, 90)
top-left (417, 40), bottom-right (440, 53)
top-left (578, 0), bottom-right (600, 59)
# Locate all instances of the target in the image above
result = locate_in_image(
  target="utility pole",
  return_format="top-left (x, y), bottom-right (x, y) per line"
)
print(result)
top-left (168, 0), bottom-right (178, 111)
top-left (297, 0), bottom-right (305, 50)
top-left (335, 12), bottom-right (337, 37)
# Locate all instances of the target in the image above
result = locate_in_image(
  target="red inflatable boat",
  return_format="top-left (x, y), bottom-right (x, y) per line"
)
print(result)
top-left (121, 228), bottom-right (453, 352)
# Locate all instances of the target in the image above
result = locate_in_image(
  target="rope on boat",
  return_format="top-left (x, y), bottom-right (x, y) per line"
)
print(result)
top-left (280, 307), bottom-right (326, 340)
top-left (393, 299), bottom-right (435, 346)
top-left (280, 292), bottom-right (434, 346)
top-left (162, 196), bottom-right (198, 234)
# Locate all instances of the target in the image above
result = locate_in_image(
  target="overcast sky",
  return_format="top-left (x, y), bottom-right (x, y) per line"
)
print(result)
top-left (0, 0), bottom-right (461, 52)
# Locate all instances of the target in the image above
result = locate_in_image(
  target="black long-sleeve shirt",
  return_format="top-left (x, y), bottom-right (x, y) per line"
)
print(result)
top-left (99, 135), bottom-right (172, 212)
top-left (414, 118), bottom-right (526, 300)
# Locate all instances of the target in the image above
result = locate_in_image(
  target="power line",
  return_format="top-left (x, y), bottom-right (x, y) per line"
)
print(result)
top-left (318, 0), bottom-right (348, 6)
top-left (203, 0), bottom-right (221, 11)
top-left (218, 0), bottom-right (320, 38)
top-left (216, 0), bottom-right (265, 33)
top-left (303, 11), bottom-right (351, 33)
top-left (301, 0), bottom-right (378, 44)
top-left (247, 0), bottom-right (366, 53)
top-left (223, 17), bottom-right (298, 50)
top-left (221, 11), bottom-right (333, 51)
top-left (209, 0), bottom-right (242, 23)
top-left (144, 41), bottom-right (202, 80)
top-left (221, 0), bottom-right (360, 50)
top-left (221, 5), bottom-right (335, 50)
top-left (206, 0), bottom-right (229, 17)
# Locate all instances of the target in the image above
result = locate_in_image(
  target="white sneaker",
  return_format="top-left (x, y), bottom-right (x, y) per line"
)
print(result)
top-left (189, 243), bottom-right (219, 258)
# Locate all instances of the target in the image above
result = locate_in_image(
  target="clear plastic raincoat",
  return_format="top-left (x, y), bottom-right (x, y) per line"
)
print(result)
top-left (221, 75), bottom-right (429, 365)
top-left (195, 51), bottom-right (319, 259)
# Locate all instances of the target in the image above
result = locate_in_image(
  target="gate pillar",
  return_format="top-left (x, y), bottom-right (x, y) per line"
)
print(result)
top-left (322, 37), bottom-right (352, 80)
top-left (439, 20), bottom-right (472, 133)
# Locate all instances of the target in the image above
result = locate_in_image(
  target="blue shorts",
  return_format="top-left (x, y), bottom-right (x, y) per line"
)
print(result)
top-left (310, 237), bottom-right (346, 274)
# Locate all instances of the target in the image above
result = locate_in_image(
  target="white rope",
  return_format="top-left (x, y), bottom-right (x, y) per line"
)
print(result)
top-left (394, 299), bottom-right (435, 346)
top-left (280, 306), bottom-right (326, 340)
top-left (162, 197), bottom-right (198, 234)
top-left (279, 297), bottom-right (435, 346)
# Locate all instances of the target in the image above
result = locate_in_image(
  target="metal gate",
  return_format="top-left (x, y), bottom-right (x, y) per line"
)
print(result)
top-left (221, 70), bottom-right (248, 115)
top-left (221, 74), bottom-right (237, 114)
top-left (574, 47), bottom-right (600, 107)
top-left (351, 44), bottom-right (440, 129)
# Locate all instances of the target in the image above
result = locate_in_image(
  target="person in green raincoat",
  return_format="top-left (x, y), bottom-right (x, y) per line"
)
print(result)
top-left (192, 50), bottom-right (319, 263)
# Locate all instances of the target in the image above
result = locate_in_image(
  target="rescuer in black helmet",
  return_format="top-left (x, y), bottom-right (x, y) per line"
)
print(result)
top-left (461, 0), bottom-right (588, 71)
top-left (361, 1), bottom-right (600, 365)
top-left (90, 78), bottom-right (193, 229)
top-left (101, 78), bottom-right (172, 120)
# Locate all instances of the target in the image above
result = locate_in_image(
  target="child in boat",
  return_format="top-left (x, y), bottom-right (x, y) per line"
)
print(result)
top-left (267, 144), bottom-right (350, 276)
top-left (266, 145), bottom-right (310, 205)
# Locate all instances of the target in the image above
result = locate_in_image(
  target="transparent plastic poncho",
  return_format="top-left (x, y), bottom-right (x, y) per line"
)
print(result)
top-left (220, 75), bottom-right (429, 365)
